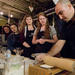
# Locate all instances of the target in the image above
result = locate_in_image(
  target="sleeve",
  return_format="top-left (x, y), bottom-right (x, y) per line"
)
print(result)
top-left (60, 32), bottom-right (66, 40)
top-left (19, 26), bottom-right (27, 43)
top-left (50, 26), bottom-right (57, 38)
top-left (60, 27), bottom-right (66, 40)
top-left (19, 32), bottom-right (26, 43)
top-left (7, 34), bottom-right (15, 50)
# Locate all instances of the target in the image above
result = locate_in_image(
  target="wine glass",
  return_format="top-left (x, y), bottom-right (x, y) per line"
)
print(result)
top-left (16, 47), bottom-right (22, 55)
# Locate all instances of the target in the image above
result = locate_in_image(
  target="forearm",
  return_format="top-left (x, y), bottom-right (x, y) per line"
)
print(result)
top-left (45, 35), bottom-right (58, 43)
top-left (32, 36), bottom-right (39, 44)
top-left (23, 42), bottom-right (30, 47)
top-left (33, 39), bottom-right (40, 44)
top-left (43, 55), bottom-right (75, 72)
top-left (48, 40), bottom-right (66, 56)
top-left (45, 39), bottom-right (57, 43)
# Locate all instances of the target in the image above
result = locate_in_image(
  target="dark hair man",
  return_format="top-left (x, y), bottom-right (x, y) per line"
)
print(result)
top-left (36, 0), bottom-right (75, 62)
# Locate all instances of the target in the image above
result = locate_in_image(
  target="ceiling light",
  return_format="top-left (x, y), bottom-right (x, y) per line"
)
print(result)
top-left (10, 14), bottom-right (13, 18)
top-left (0, 12), bottom-right (4, 15)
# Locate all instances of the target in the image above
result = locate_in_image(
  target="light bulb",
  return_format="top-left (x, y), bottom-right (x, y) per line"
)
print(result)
top-left (10, 14), bottom-right (13, 18)
top-left (0, 12), bottom-right (4, 15)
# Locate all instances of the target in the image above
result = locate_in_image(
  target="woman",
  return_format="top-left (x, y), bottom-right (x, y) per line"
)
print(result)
top-left (7, 24), bottom-right (23, 55)
top-left (32, 12), bottom-right (58, 53)
top-left (2, 26), bottom-right (11, 47)
top-left (3, 26), bottom-right (11, 40)
top-left (19, 14), bottom-right (36, 58)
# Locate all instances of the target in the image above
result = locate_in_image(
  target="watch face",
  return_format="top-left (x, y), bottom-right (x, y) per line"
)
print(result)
top-left (53, 0), bottom-right (59, 4)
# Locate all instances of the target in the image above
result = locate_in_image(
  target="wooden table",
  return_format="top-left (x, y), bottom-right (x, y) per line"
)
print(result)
top-left (28, 60), bottom-right (75, 75)
top-left (29, 65), bottom-right (64, 75)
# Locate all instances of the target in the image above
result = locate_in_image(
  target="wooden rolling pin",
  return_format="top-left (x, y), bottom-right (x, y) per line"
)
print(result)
top-left (43, 56), bottom-right (75, 72)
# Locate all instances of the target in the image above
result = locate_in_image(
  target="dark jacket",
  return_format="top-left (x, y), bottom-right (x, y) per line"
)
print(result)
top-left (7, 33), bottom-right (23, 51)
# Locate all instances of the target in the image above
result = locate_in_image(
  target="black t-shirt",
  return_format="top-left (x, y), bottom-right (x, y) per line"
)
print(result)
top-left (60, 19), bottom-right (75, 58)
top-left (34, 30), bottom-right (53, 53)
top-left (25, 30), bottom-right (34, 46)
top-left (25, 27), bottom-right (35, 46)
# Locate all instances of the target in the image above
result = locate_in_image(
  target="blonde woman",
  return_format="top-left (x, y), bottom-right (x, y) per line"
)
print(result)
top-left (19, 14), bottom-right (36, 58)
top-left (32, 12), bottom-right (58, 53)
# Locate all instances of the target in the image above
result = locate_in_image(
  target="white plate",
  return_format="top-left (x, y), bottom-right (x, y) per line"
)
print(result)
top-left (40, 64), bottom-right (54, 69)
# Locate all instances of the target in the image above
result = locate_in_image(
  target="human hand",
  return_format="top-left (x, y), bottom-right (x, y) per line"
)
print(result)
top-left (23, 42), bottom-right (31, 48)
top-left (38, 39), bottom-right (46, 44)
top-left (35, 53), bottom-right (47, 62)
top-left (13, 49), bottom-right (17, 53)
top-left (26, 45), bottom-right (31, 48)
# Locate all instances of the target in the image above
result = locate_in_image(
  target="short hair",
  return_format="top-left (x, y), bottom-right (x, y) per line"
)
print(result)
top-left (57, 0), bottom-right (71, 5)
top-left (10, 23), bottom-right (18, 27)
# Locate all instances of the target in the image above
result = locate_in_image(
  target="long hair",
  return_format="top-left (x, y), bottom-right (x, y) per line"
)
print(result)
top-left (36, 12), bottom-right (51, 39)
top-left (2, 26), bottom-right (11, 34)
top-left (19, 14), bottom-right (32, 32)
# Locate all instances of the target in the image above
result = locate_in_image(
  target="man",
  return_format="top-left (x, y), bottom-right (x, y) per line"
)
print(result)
top-left (36, 0), bottom-right (75, 62)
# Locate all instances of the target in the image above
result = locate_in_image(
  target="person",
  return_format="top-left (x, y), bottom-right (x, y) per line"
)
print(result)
top-left (32, 12), bottom-right (58, 53)
top-left (7, 24), bottom-right (23, 55)
top-left (2, 26), bottom-right (11, 47)
top-left (36, 0), bottom-right (75, 62)
top-left (19, 14), bottom-right (36, 58)
top-left (3, 26), bottom-right (11, 41)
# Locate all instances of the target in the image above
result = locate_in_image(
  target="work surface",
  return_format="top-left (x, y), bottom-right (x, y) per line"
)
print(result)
top-left (0, 55), bottom-right (75, 75)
